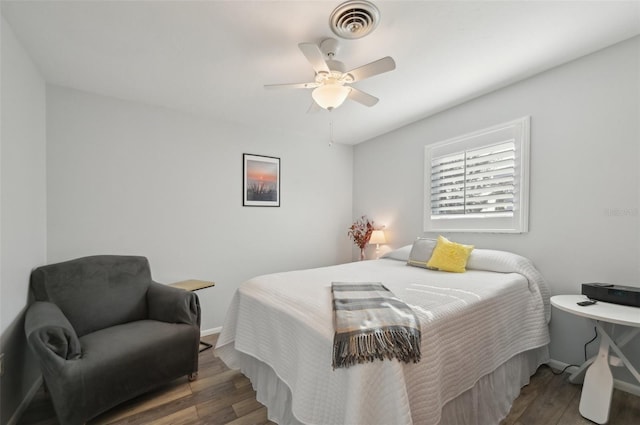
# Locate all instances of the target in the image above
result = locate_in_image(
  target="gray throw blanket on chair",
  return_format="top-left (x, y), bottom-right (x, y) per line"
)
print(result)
top-left (331, 282), bottom-right (421, 369)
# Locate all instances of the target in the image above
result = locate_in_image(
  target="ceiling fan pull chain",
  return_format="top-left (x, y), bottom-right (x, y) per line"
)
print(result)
top-left (329, 120), bottom-right (335, 147)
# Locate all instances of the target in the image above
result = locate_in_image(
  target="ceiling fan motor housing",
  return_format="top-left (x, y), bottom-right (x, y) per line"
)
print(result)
top-left (326, 59), bottom-right (346, 73)
top-left (318, 39), bottom-right (350, 81)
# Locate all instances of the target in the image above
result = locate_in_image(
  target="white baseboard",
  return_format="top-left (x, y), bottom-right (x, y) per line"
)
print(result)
top-left (7, 375), bottom-right (42, 425)
top-left (548, 358), bottom-right (640, 397)
top-left (201, 326), bottom-right (221, 337)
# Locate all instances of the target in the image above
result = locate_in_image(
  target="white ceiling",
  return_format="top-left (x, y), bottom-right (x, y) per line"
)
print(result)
top-left (2, 1), bottom-right (639, 145)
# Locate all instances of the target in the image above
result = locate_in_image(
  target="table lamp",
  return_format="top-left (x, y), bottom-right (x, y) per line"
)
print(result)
top-left (369, 230), bottom-right (387, 258)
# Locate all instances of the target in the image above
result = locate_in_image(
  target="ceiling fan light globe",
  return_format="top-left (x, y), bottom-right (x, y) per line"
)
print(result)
top-left (312, 85), bottom-right (351, 110)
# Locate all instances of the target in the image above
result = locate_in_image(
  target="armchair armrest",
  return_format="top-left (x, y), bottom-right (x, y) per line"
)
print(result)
top-left (25, 301), bottom-right (82, 364)
top-left (147, 282), bottom-right (201, 327)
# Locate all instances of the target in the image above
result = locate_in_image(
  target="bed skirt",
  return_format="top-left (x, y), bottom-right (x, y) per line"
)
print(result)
top-left (216, 344), bottom-right (549, 425)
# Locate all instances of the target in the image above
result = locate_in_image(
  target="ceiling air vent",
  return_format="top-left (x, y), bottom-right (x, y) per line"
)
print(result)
top-left (329, 1), bottom-right (380, 40)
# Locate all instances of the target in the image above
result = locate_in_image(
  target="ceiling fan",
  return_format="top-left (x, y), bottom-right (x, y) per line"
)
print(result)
top-left (265, 38), bottom-right (396, 111)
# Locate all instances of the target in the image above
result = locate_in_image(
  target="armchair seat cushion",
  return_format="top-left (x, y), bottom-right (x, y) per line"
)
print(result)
top-left (57, 320), bottom-right (199, 421)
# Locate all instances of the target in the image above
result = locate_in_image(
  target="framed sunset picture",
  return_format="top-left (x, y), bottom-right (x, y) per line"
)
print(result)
top-left (243, 154), bottom-right (280, 207)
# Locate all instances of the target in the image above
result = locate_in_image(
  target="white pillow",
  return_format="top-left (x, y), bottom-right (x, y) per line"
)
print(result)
top-left (466, 248), bottom-right (528, 273)
top-left (380, 244), bottom-right (413, 261)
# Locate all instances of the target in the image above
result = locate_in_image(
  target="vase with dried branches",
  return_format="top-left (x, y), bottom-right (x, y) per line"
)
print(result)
top-left (347, 215), bottom-right (375, 261)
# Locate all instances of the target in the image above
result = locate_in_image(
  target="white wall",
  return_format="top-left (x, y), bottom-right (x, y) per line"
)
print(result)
top-left (46, 86), bottom-right (354, 330)
top-left (0, 16), bottom-right (47, 425)
top-left (354, 37), bottom-right (639, 370)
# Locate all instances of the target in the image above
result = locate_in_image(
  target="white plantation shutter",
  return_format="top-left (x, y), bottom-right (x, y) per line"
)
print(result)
top-left (425, 117), bottom-right (529, 233)
top-left (431, 141), bottom-right (515, 217)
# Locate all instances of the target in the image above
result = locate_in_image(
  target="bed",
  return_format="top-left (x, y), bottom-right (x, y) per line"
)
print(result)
top-left (214, 246), bottom-right (551, 425)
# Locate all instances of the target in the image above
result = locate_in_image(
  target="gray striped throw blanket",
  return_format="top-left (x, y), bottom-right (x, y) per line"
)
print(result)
top-left (331, 282), bottom-right (421, 369)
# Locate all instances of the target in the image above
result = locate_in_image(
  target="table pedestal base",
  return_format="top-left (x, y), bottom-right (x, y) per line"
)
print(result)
top-left (569, 322), bottom-right (640, 424)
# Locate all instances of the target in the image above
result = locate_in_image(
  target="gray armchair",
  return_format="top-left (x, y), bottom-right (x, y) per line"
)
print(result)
top-left (24, 255), bottom-right (201, 425)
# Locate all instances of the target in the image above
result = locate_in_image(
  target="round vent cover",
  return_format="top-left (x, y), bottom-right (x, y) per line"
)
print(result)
top-left (329, 1), bottom-right (380, 39)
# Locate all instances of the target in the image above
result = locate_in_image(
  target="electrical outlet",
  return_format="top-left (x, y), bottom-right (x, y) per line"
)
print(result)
top-left (0, 353), bottom-right (4, 377)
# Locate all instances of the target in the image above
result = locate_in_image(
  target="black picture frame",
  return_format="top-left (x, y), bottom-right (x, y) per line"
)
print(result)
top-left (243, 154), bottom-right (280, 207)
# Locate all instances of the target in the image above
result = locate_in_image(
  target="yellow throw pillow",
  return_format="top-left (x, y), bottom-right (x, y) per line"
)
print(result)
top-left (426, 236), bottom-right (474, 273)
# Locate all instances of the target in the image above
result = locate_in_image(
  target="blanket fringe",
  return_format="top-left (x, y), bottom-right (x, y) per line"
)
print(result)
top-left (332, 328), bottom-right (421, 369)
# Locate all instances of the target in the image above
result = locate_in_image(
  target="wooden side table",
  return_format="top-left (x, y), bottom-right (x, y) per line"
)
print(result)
top-left (170, 279), bottom-right (215, 352)
top-left (551, 295), bottom-right (640, 424)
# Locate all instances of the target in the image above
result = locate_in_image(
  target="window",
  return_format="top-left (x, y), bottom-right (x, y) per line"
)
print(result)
top-left (424, 117), bottom-right (530, 233)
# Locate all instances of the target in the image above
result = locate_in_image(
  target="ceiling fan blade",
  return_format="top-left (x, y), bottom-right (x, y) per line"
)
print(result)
top-left (264, 82), bottom-right (319, 90)
top-left (298, 42), bottom-right (330, 74)
top-left (348, 88), bottom-right (379, 107)
top-left (346, 57), bottom-right (396, 82)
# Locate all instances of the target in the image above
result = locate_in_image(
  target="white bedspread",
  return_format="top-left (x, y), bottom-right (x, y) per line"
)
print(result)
top-left (215, 249), bottom-right (550, 425)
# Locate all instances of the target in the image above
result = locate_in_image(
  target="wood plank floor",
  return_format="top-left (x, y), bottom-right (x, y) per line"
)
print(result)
top-left (18, 334), bottom-right (640, 425)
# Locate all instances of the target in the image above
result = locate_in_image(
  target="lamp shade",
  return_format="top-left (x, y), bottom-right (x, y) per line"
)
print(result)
top-left (312, 84), bottom-right (351, 110)
top-left (369, 230), bottom-right (386, 245)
